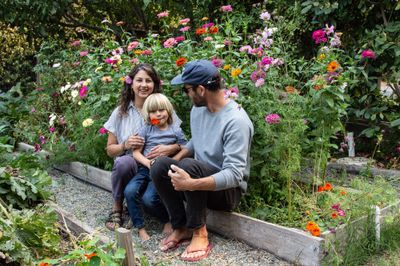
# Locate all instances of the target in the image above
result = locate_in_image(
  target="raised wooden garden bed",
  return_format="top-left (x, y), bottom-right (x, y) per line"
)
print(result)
top-left (17, 143), bottom-right (400, 266)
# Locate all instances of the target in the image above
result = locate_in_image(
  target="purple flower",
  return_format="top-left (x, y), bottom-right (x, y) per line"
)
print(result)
top-left (261, 57), bottom-right (273, 66)
top-left (202, 22), bottom-right (214, 28)
top-left (260, 11), bottom-right (271, 21)
top-left (338, 210), bottom-right (346, 217)
top-left (331, 203), bottom-right (341, 211)
top-left (49, 127), bottom-right (55, 133)
top-left (361, 49), bottom-right (376, 59)
top-left (79, 86), bottom-right (88, 98)
top-left (325, 25), bottom-right (335, 35)
top-left (39, 135), bottom-right (46, 144)
top-left (250, 70), bottom-right (266, 82)
top-left (125, 75), bottom-right (132, 84)
top-left (312, 29), bottom-right (327, 44)
top-left (255, 78), bottom-right (265, 88)
top-left (34, 143), bottom-right (41, 152)
top-left (265, 114), bottom-right (281, 124)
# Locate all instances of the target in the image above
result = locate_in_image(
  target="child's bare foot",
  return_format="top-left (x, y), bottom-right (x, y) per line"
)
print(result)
top-left (138, 228), bottom-right (150, 241)
top-left (162, 222), bottom-right (173, 235)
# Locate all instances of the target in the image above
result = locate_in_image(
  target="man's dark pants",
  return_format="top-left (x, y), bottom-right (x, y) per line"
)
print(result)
top-left (150, 156), bottom-right (242, 229)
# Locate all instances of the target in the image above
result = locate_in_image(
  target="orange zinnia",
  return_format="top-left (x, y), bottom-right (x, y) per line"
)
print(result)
top-left (39, 263), bottom-right (49, 266)
top-left (313, 85), bottom-right (322, 91)
top-left (176, 57), bottom-right (187, 67)
top-left (306, 221), bottom-right (317, 231)
top-left (195, 28), bottom-right (206, 35)
top-left (323, 183), bottom-right (332, 191)
top-left (134, 50), bottom-right (143, 55)
top-left (84, 253), bottom-right (97, 260)
top-left (208, 26), bottom-right (218, 34)
top-left (317, 186), bottom-right (324, 192)
top-left (326, 61), bottom-right (340, 72)
top-left (311, 226), bottom-right (321, 237)
top-left (285, 86), bottom-right (297, 94)
top-left (340, 190), bottom-right (347, 196)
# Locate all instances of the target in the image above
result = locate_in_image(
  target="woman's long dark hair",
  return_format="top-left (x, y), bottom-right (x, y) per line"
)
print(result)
top-left (118, 63), bottom-right (163, 116)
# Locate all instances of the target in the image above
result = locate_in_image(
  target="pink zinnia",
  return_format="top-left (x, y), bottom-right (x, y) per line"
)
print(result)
top-left (157, 11), bottom-right (169, 18)
top-left (79, 86), bottom-right (88, 98)
top-left (163, 38), bottom-right (178, 48)
top-left (175, 36), bottom-right (185, 42)
top-left (312, 29), bottom-right (327, 44)
top-left (125, 76), bottom-right (132, 84)
top-left (127, 41), bottom-right (139, 51)
top-left (105, 57), bottom-right (117, 65)
top-left (361, 49), bottom-right (376, 59)
top-left (49, 127), bottom-right (55, 133)
top-left (179, 18), bottom-right (190, 25)
top-left (179, 26), bottom-right (190, 32)
top-left (265, 114), bottom-right (281, 124)
top-left (255, 78), bottom-right (265, 88)
top-left (202, 22), bottom-right (214, 28)
top-left (203, 36), bottom-right (213, 41)
top-left (79, 50), bottom-right (89, 57)
top-left (261, 57), bottom-right (273, 66)
top-left (221, 5), bottom-right (233, 12)
top-left (34, 143), bottom-right (41, 152)
top-left (112, 47), bottom-right (124, 55)
top-left (98, 127), bottom-right (107, 135)
top-left (142, 49), bottom-right (152, 55)
top-left (71, 40), bottom-right (81, 47)
top-left (211, 58), bottom-right (224, 68)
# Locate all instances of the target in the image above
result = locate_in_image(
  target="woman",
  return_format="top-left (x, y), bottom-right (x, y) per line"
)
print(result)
top-left (103, 63), bottom-right (181, 231)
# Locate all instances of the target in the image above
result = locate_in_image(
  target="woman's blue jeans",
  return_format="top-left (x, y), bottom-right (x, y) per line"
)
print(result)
top-left (124, 166), bottom-right (169, 229)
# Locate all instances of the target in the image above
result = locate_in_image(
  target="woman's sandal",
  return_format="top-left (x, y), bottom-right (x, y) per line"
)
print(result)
top-left (105, 210), bottom-right (122, 231)
top-left (121, 206), bottom-right (133, 229)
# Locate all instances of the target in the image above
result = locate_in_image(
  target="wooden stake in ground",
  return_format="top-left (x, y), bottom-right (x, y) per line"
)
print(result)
top-left (116, 227), bottom-right (135, 266)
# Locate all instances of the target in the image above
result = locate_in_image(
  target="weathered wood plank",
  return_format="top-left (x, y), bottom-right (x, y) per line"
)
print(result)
top-left (49, 202), bottom-right (111, 244)
top-left (207, 210), bottom-right (324, 266)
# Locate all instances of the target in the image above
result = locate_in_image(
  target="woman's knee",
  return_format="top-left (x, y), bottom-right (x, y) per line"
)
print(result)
top-left (114, 155), bottom-right (138, 175)
top-left (150, 156), bottom-right (173, 181)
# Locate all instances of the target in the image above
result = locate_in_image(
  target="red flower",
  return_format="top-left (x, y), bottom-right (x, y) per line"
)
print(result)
top-left (176, 57), bottom-right (187, 67)
top-left (208, 26), bottom-right (218, 34)
top-left (39, 263), bottom-right (49, 266)
top-left (311, 226), bottom-right (321, 237)
top-left (151, 119), bottom-right (160, 125)
top-left (323, 183), bottom-right (332, 191)
top-left (331, 212), bottom-right (338, 219)
top-left (317, 186), bottom-right (324, 192)
top-left (195, 28), bottom-right (206, 35)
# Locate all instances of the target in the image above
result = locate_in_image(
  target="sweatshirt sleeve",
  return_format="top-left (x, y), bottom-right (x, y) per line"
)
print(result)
top-left (212, 116), bottom-right (253, 191)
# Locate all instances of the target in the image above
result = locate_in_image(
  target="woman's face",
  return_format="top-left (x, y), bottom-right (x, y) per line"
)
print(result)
top-left (132, 70), bottom-right (155, 100)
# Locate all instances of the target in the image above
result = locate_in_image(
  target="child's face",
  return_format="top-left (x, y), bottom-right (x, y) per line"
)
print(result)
top-left (149, 109), bottom-right (169, 128)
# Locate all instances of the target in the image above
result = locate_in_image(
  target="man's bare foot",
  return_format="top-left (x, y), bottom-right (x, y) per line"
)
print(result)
top-left (160, 227), bottom-right (192, 252)
top-left (181, 225), bottom-right (211, 261)
top-left (162, 222), bottom-right (173, 235)
top-left (138, 228), bottom-right (150, 241)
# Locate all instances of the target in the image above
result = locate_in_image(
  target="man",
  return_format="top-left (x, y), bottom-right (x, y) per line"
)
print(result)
top-left (150, 59), bottom-right (254, 262)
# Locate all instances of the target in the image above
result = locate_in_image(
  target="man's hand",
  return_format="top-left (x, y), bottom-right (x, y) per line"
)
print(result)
top-left (168, 164), bottom-right (193, 191)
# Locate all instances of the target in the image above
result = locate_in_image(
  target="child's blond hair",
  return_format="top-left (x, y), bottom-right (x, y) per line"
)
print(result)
top-left (143, 93), bottom-right (174, 125)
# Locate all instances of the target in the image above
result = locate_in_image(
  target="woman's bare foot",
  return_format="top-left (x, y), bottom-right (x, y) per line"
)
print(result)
top-left (138, 228), bottom-right (150, 241)
top-left (162, 222), bottom-right (173, 235)
top-left (160, 227), bottom-right (192, 251)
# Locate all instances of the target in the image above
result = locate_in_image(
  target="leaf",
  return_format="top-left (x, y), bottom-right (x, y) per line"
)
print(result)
top-left (390, 118), bottom-right (400, 128)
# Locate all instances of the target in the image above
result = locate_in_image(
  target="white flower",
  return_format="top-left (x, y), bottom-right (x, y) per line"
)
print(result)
top-left (83, 78), bottom-right (91, 86)
top-left (60, 83), bottom-right (71, 93)
top-left (78, 101), bottom-right (82, 105)
top-left (82, 118), bottom-right (94, 127)
top-left (71, 90), bottom-right (79, 98)
top-left (215, 44), bottom-right (225, 49)
top-left (49, 113), bottom-right (57, 126)
top-left (52, 63), bottom-right (61, 68)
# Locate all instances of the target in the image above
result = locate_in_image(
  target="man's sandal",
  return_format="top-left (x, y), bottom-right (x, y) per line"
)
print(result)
top-left (105, 210), bottom-right (122, 231)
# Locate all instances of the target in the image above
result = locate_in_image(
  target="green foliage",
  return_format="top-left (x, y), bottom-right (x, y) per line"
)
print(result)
top-left (0, 22), bottom-right (36, 92)
top-left (0, 203), bottom-right (61, 265)
top-left (0, 152), bottom-right (52, 209)
top-left (38, 236), bottom-right (126, 266)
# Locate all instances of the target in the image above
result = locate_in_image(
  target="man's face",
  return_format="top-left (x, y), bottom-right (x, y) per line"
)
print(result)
top-left (183, 84), bottom-right (206, 107)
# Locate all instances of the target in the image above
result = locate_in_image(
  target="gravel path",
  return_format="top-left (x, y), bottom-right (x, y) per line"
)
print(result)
top-left (48, 169), bottom-right (291, 266)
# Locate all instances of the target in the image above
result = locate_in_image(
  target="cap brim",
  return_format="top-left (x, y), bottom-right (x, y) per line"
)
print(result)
top-left (171, 74), bottom-right (184, 85)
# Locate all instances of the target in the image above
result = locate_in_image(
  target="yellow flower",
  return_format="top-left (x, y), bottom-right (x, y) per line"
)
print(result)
top-left (119, 77), bottom-right (126, 83)
top-left (318, 53), bottom-right (326, 61)
top-left (223, 64), bottom-right (231, 70)
top-left (231, 68), bottom-right (242, 78)
top-left (134, 50), bottom-right (143, 55)
top-left (82, 118), bottom-right (94, 127)
top-left (201, 17), bottom-right (209, 21)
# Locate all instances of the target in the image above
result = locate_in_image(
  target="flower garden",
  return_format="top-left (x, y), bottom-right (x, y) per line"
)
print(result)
top-left (1, 1), bottom-right (400, 265)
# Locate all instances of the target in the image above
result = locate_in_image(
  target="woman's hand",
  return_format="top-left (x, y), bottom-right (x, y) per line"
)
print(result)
top-left (146, 144), bottom-right (178, 159)
top-left (125, 134), bottom-right (145, 150)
